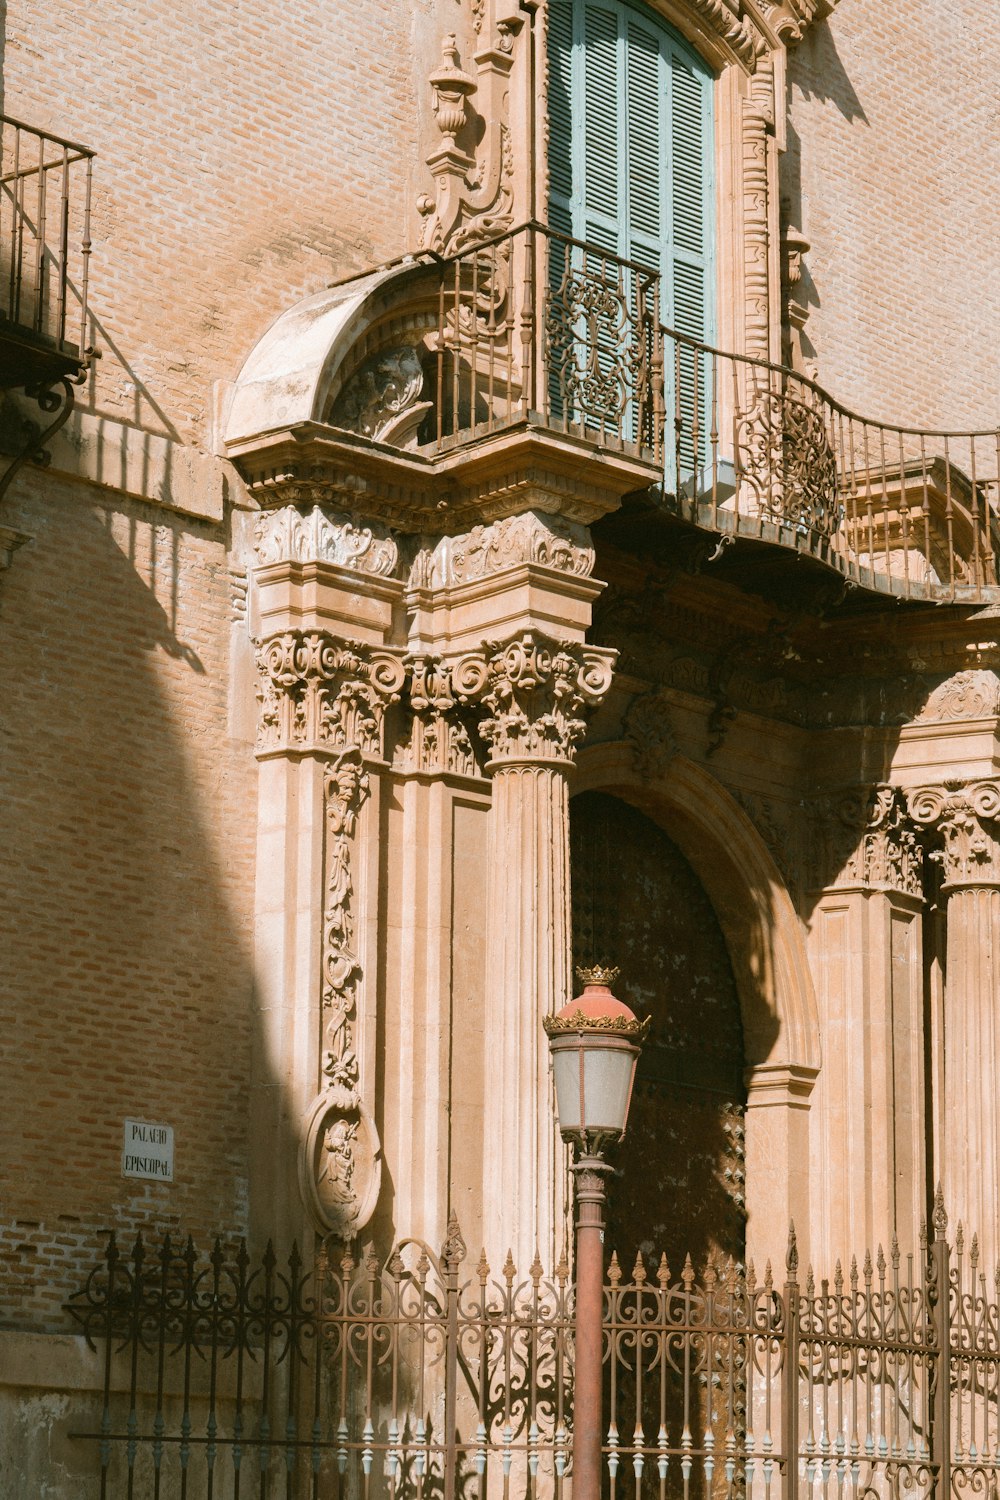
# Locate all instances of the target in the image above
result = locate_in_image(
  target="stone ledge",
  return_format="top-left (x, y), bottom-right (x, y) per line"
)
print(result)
top-left (12, 397), bottom-right (238, 523)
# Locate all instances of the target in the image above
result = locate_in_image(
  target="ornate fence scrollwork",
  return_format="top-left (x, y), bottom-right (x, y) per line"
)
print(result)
top-left (65, 1198), bottom-right (997, 1499)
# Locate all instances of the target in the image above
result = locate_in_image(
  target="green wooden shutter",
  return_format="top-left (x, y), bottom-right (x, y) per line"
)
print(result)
top-left (546, 0), bottom-right (714, 455)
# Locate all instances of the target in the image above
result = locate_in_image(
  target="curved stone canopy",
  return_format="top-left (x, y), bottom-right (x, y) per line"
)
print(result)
top-left (224, 258), bottom-right (436, 450)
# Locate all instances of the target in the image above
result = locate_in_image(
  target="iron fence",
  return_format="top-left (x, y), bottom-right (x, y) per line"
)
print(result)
top-left (65, 1200), bottom-right (1000, 1500)
top-left (0, 112), bottom-right (94, 365)
top-left (412, 222), bottom-right (1000, 604)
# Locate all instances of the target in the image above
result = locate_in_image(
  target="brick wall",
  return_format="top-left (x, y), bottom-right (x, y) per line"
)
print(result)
top-left (1, 0), bottom-right (436, 448)
top-left (786, 0), bottom-right (1000, 430)
top-left (0, 471), bottom-right (257, 1329)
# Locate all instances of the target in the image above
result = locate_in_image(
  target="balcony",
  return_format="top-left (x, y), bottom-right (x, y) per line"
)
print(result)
top-left (226, 223), bottom-right (1000, 605)
top-left (0, 113), bottom-right (94, 390)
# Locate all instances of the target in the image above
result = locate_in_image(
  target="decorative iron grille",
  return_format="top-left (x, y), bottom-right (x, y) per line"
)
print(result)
top-left (65, 1197), bottom-right (1000, 1500)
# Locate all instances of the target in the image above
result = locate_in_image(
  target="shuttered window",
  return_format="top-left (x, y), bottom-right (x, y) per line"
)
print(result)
top-left (547, 0), bottom-right (715, 463)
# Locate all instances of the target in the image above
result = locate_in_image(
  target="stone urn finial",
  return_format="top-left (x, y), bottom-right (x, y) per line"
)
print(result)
top-left (429, 34), bottom-right (476, 150)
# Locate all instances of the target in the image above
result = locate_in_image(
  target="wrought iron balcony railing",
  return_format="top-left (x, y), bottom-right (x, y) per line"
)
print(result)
top-left (0, 113), bottom-right (94, 387)
top-left (418, 223), bottom-right (1000, 605)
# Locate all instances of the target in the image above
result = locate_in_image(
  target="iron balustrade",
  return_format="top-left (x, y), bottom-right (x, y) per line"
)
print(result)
top-left (414, 223), bottom-right (1000, 605)
top-left (426, 222), bottom-right (662, 462)
top-left (660, 326), bottom-right (1000, 606)
top-left (65, 1199), bottom-right (1000, 1500)
top-left (0, 112), bottom-right (94, 367)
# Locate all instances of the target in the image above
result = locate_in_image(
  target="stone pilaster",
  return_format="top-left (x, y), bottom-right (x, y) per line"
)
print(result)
top-left (249, 505), bottom-right (406, 1253)
top-left (455, 631), bottom-right (615, 1268)
top-left (807, 786), bottom-right (925, 1262)
top-left (909, 780), bottom-right (1000, 1261)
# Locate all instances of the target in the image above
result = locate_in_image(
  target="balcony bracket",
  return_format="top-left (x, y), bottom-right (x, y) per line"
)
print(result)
top-left (0, 371), bottom-right (80, 508)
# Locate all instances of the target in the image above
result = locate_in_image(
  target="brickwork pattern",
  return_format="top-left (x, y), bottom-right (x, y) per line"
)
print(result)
top-left (0, 472), bottom-right (257, 1330)
top-left (1, 0), bottom-right (434, 448)
top-left (786, 0), bottom-right (1000, 431)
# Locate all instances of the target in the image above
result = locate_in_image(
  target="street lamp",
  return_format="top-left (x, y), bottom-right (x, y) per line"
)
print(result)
top-left (544, 965), bottom-right (649, 1500)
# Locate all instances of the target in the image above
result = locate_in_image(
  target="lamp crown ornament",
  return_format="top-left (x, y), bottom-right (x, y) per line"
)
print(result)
top-left (544, 965), bottom-right (649, 1150)
top-left (544, 967), bottom-right (651, 1040)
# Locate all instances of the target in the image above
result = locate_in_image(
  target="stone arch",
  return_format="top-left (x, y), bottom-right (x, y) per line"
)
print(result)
top-left (573, 740), bottom-right (820, 1263)
top-left (224, 258), bottom-right (443, 455)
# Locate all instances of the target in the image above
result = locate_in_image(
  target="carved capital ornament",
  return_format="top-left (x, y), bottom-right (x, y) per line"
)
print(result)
top-left (454, 630), bottom-right (615, 767)
top-left (908, 781), bottom-right (1000, 889)
top-left (255, 632), bottom-right (407, 758)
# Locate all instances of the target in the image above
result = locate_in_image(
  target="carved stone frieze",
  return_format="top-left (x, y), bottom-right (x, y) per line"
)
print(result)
top-left (255, 631), bottom-right (406, 757)
top-left (810, 785), bottom-right (922, 897)
top-left (913, 670), bottom-right (1000, 724)
top-left (908, 781), bottom-right (1000, 888)
top-left (624, 690), bottom-right (678, 782)
top-left (254, 505), bottom-right (400, 577)
top-left (454, 630), bottom-right (615, 766)
top-left (394, 654), bottom-right (482, 778)
top-left (411, 510), bottom-right (595, 589)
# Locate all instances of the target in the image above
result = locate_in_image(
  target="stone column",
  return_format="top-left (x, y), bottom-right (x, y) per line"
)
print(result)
top-left (807, 786), bottom-right (925, 1264)
top-left (455, 632), bottom-right (615, 1270)
top-left (249, 505), bottom-right (405, 1253)
top-left (909, 780), bottom-right (1000, 1262)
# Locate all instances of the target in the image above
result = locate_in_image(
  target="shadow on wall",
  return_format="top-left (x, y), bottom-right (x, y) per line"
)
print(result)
top-left (780, 18), bottom-right (869, 365)
top-left (0, 478), bottom-right (257, 1333)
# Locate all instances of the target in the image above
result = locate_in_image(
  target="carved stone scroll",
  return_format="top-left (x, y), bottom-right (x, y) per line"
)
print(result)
top-left (413, 510), bottom-right (595, 590)
top-left (811, 784), bottom-right (922, 897)
top-left (624, 689), bottom-right (679, 782)
top-left (394, 654), bottom-right (482, 778)
top-left (455, 630), bottom-right (615, 766)
top-left (255, 631), bottom-right (407, 757)
top-left (913, 670), bottom-right (1000, 725)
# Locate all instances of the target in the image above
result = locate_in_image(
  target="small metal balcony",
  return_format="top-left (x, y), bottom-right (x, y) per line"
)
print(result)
top-left (0, 113), bottom-right (94, 390)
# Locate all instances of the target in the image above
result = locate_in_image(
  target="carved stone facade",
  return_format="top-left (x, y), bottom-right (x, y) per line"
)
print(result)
top-left (255, 633), bottom-right (406, 757)
top-left (456, 632), bottom-right (615, 766)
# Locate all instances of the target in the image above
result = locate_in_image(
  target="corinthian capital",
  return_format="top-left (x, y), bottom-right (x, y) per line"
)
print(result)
top-left (812, 785), bottom-right (922, 897)
top-left (452, 631), bottom-right (615, 767)
top-left (907, 781), bottom-right (1000, 888)
top-left (255, 630), bottom-right (406, 758)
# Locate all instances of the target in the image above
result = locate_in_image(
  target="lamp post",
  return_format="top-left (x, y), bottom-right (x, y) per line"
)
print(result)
top-left (544, 965), bottom-right (649, 1500)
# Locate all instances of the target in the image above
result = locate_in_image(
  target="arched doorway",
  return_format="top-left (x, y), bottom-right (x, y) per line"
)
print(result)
top-left (570, 789), bottom-right (746, 1272)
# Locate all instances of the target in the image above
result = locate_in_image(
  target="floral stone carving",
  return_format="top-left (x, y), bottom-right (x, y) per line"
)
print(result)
top-left (254, 505), bottom-right (399, 576)
top-left (413, 511), bottom-right (595, 589)
top-left (394, 654), bottom-right (481, 778)
top-left (908, 781), bottom-right (1000, 888)
top-left (255, 631), bottom-right (406, 757)
top-left (810, 784), bottom-right (922, 897)
top-left (326, 345), bottom-right (431, 449)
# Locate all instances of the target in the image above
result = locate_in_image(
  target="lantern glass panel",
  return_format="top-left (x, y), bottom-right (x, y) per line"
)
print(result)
top-left (581, 1042), bottom-right (636, 1135)
top-left (551, 1044), bottom-right (583, 1132)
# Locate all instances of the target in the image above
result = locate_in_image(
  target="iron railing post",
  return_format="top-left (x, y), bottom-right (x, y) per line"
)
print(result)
top-left (930, 1195), bottom-right (952, 1500)
top-left (782, 1225), bottom-right (800, 1500)
top-left (442, 1216), bottom-right (463, 1500)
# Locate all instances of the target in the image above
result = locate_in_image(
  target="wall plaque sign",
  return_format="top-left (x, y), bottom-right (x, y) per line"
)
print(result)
top-left (122, 1119), bottom-right (174, 1182)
